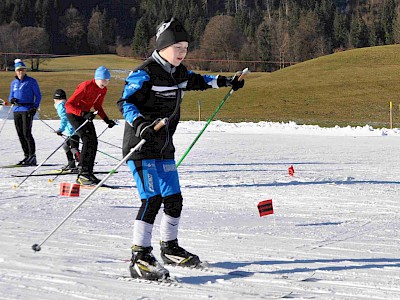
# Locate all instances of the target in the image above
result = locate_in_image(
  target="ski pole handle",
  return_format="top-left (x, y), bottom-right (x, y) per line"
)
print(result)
top-left (236, 68), bottom-right (250, 81)
top-left (154, 118), bottom-right (168, 131)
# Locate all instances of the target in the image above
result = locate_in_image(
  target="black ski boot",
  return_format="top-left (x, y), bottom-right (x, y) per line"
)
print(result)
top-left (16, 156), bottom-right (29, 166)
top-left (160, 239), bottom-right (201, 267)
top-left (76, 172), bottom-right (100, 185)
top-left (63, 160), bottom-right (77, 172)
top-left (129, 245), bottom-right (170, 281)
top-left (24, 155), bottom-right (37, 166)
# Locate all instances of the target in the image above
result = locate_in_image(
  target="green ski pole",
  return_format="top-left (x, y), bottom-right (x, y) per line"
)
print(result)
top-left (176, 68), bottom-right (250, 167)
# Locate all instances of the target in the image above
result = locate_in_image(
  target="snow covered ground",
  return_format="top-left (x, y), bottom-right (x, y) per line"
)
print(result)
top-left (0, 119), bottom-right (399, 300)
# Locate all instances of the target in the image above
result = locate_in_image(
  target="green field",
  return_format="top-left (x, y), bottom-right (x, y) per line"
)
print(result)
top-left (2, 45), bottom-right (400, 127)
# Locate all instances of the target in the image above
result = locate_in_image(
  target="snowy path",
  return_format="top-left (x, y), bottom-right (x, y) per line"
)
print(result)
top-left (0, 120), bottom-right (399, 299)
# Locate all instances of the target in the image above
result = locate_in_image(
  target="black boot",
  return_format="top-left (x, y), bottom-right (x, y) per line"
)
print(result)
top-left (16, 156), bottom-right (29, 166)
top-left (160, 239), bottom-right (201, 267)
top-left (129, 245), bottom-right (169, 280)
top-left (24, 155), bottom-right (37, 166)
top-left (63, 160), bottom-right (77, 172)
top-left (76, 172), bottom-right (100, 185)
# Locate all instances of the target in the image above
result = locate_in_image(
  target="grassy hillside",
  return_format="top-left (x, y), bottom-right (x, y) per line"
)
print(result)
top-left (1, 46), bottom-right (400, 127)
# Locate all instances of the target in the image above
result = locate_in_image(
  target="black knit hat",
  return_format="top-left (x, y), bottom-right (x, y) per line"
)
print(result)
top-left (156, 18), bottom-right (189, 50)
top-left (53, 89), bottom-right (66, 100)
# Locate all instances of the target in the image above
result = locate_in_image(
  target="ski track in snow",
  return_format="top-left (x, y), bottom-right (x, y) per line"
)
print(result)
top-left (0, 120), bottom-right (399, 299)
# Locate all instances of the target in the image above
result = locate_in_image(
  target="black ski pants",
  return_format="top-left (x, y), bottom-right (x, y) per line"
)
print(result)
top-left (13, 111), bottom-right (35, 158)
top-left (66, 113), bottom-right (97, 174)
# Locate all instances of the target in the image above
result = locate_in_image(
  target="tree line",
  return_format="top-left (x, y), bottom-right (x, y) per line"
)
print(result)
top-left (0, 0), bottom-right (399, 72)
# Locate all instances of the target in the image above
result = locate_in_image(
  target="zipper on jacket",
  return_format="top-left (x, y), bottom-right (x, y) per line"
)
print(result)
top-left (160, 70), bottom-right (182, 154)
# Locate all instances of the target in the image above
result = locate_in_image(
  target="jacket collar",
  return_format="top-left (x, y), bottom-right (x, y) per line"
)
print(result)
top-left (15, 74), bottom-right (29, 81)
top-left (152, 50), bottom-right (176, 74)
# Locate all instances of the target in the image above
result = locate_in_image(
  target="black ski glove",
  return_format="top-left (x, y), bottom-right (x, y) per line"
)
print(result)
top-left (81, 111), bottom-right (96, 121)
top-left (55, 129), bottom-right (63, 136)
top-left (104, 117), bottom-right (117, 128)
top-left (10, 98), bottom-right (18, 105)
top-left (225, 75), bottom-right (245, 91)
top-left (28, 107), bottom-right (37, 116)
top-left (131, 117), bottom-right (156, 142)
top-left (217, 75), bottom-right (245, 91)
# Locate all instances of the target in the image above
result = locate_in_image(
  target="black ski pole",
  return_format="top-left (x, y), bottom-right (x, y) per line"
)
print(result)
top-left (38, 118), bottom-right (57, 133)
top-left (96, 125), bottom-right (109, 139)
top-left (41, 118), bottom-right (122, 150)
top-left (98, 138), bottom-right (122, 149)
top-left (49, 142), bottom-right (121, 183)
top-left (95, 120), bottom-right (122, 149)
top-left (13, 113), bottom-right (97, 189)
top-left (31, 118), bottom-right (168, 252)
top-left (176, 68), bottom-right (250, 167)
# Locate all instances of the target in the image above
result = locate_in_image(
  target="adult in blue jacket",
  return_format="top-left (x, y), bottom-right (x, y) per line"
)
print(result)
top-left (8, 59), bottom-right (42, 166)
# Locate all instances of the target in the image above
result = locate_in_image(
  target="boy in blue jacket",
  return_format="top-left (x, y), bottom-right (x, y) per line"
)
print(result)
top-left (8, 59), bottom-right (42, 166)
top-left (117, 18), bottom-right (244, 280)
top-left (53, 89), bottom-right (80, 172)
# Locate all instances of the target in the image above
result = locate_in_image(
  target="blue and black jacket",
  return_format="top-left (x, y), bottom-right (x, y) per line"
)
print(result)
top-left (55, 100), bottom-right (75, 136)
top-left (9, 75), bottom-right (42, 112)
top-left (117, 50), bottom-right (227, 160)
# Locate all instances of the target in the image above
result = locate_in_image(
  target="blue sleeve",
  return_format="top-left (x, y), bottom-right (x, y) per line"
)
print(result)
top-left (56, 104), bottom-right (68, 132)
top-left (32, 79), bottom-right (42, 108)
top-left (201, 74), bottom-right (218, 87)
top-left (8, 80), bottom-right (15, 100)
top-left (121, 70), bottom-right (150, 124)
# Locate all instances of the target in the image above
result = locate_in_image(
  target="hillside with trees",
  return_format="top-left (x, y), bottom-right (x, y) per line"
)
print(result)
top-left (0, 0), bottom-right (399, 71)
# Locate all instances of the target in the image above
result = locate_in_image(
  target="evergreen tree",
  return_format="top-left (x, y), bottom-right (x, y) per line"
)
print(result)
top-left (257, 20), bottom-right (272, 72)
top-left (333, 9), bottom-right (348, 49)
top-left (35, 0), bottom-right (51, 28)
top-left (12, 0), bottom-right (30, 25)
top-left (59, 5), bottom-right (86, 53)
top-left (131, 17), bottom-right (149, 57)
top-left (315, 0), bottom-right (335, 53)
top-left (349, 11), bottom-right (369, 48)
top-left (186, 0), bottom-right (206, 49)
top-left (381, 0), bottom-right (397, 44)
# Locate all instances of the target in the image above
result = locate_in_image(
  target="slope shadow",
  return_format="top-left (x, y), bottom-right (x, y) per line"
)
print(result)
top-left (180, 257), bottom-right (400, 284)
top-left (183, 179), bottom-right (400, 189)
top-left (181, 162), bottom-right (334, 167)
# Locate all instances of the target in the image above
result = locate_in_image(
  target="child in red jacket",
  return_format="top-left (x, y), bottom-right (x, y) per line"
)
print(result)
top-left (66, 66), bottom-right (116, 185)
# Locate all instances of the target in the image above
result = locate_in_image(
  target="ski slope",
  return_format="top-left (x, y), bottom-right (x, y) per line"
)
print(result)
top-left (0, 119), bottom-right (399, 299)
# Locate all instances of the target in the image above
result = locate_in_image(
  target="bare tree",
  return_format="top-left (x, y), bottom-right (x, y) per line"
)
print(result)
top-left (0, 21), bottom-right (22, 69)
top-left (87, 7), bottom-right (114, 53)
top-left (199, 15), bottom-right (244, 71)
top-left (268, 15), bottom-right (289, 66)
top-left (19, 26), bottom-right (51, 70)
top-left (291, 11), bottom-right (325, 61)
